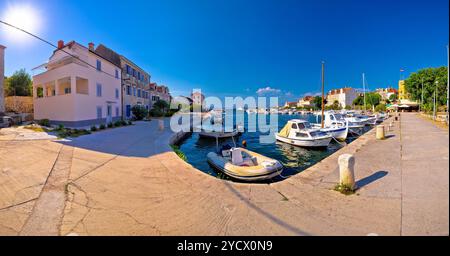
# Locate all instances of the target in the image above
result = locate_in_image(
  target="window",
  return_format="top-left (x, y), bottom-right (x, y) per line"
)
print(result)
top-left (137, 89), bottom-right (141, 98)
top-left (115, 69), bottom-right (119, 79)
top-left (126, 65), bottom-right (131, 75)
top-left (116, 107), bottom-right (119, 117)
top-left (127, 85), bottom-right (131, 95)
top-left (64, 87), bottom-right (71, 94)
top-left (36, 87), bottom-right (43, 98)
top-left (133, 87), bottom-right (136, 96)
top-left (96, 60), bottom-right (102, 71)
top-left (297, 123), bottom-right (305, 129)
top-left (96, 83), bottom-right (102, 97)
top-left (132, 68), bottom-right (136, 77)
top-left (137, 72), bottom-right (141, 80)
top-left (126, 105), bottom-right (131, 117)
top-left (96, 106), bottom-right (102, 119)
top-left (296, 132), bottom-right (308, 138)
top-left (291, 123), bottom-right (298, 129)
top-left (115, 88), bottom-right (119, 99)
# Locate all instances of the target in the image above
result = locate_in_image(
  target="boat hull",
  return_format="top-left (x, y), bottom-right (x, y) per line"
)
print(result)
top-left (275, 134), bottom-right (332, 148)
top-left (199, 130), bottom-right (239, 139)
top-left (206, 150), bottom-right (283, 181)
top-left (320, 126), bottom-right (348, 141)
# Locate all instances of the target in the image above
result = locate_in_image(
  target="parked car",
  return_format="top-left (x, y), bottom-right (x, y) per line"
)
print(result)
top-left (0, 116), bottom-right (13, 128)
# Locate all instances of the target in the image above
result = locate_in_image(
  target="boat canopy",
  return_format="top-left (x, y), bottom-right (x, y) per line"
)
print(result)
top-left (278, 123), bottom-right (291, 137)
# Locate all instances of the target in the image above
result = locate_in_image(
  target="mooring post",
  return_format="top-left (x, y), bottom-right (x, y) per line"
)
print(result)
top-left (159, 119), bottom-right (164, 131)
top-left (338, 154), bottom-right (356, 190)
top-left (376, 125), bottom-right (385, 140)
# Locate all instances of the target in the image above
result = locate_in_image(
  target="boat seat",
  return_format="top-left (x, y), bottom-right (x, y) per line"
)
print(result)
top-left (231, 148), bottom-right (244, 165)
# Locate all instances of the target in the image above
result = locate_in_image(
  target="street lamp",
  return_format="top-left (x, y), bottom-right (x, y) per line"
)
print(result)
top-left (434, 80), bottom-right (438, 121)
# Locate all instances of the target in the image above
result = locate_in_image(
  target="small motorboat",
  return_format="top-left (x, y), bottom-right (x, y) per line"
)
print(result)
top-left (207, 145), bottom-right (283, 181)
top-left (199, 129), bottom-right (239, 139)
top-left (312, 111), bottom-right (349, 141)
top-left (276, 119), bottom-right (332, 148)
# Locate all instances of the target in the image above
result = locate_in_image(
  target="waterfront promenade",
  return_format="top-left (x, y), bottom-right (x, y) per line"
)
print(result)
top-left (0, 113), bottom-right (448, 235)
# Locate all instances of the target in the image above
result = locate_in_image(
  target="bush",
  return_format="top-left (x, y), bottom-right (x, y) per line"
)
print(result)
top-left (127, 120), bottom-right (133, 125)
top-left (99, 124), bottom-right (106, 130)
top-left (149, 108), bottom-right (164, 117)
top-left (38, 119), bottom-right (50, 127)
top-left (90, 125), bottom-right (97, 132)
top-left (121, 120), bottom-right (128, 126)
top-left (375, 104), bottom-right (386, 112)
top-left (107, 122), bottom-right (114, 128)
top-left (57, 124), bottom-right (64, 131)
top-left (114, 120), bottom-right (122, 127)
top-left (131, 105), bottom-right (149, 120)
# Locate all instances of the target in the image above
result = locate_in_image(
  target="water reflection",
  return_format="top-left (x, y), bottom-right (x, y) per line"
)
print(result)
top-left (178, 113), bottom-right (369, 183)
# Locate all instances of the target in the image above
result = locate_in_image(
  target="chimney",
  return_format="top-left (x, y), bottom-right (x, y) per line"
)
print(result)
top-left (57, 40), bottom-right (64, 49)
top-left (88, 42), bottom-right (94, 51)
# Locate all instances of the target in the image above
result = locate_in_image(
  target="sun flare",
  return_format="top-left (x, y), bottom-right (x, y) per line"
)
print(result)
top-left (1, 4), bottom-right (41, 42)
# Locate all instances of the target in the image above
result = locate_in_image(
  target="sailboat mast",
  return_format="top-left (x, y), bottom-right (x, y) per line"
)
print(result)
top-left (321, 61), bottom-right (325, 128)
top-left (362, 73), bottom-right (366, 112)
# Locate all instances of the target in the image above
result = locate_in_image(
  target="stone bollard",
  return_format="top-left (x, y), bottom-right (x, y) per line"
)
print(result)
top-left (158, 119), bottom-right (164, 131)
top-left (376, 125), bottom-right (385, 140)
top-left (388, 121), bottom-right (393, 131)
top-left (338, 154), bottom-right (356, 190)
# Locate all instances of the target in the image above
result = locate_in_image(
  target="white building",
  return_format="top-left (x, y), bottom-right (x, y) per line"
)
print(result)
top-left (0, 45), bottom-right (5, 114)
top-left (326, 87), bottom-right (358, 108)
top-left (32, 40), bottom-right (122, 127)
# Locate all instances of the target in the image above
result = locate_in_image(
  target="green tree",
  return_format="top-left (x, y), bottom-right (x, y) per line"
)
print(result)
top-left (366, 92), bottom-right (381, 106)
top-left (312, 96), bottom-right (326, 110)
top-left (404, 67), bottom-right (448, 107)
top-left (389, 94), bottom-right (398, 102)
top-left (353, 95), bottom-right (364, 106)
top-left (153, 100), bottom-right (169, 112)
top-left (131, 105), bottom-right (148, 120)
top-left (5, 69), bottom-right (32, 96)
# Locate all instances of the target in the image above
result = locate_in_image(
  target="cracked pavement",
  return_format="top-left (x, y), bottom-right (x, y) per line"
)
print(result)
top-left (0, 114), bottom-right (448, 235)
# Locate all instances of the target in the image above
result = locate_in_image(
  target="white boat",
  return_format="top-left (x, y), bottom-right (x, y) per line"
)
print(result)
top-left (199, 128), bottom-right (239, 139)
top-left (276, 119), bottom-right (332, 148)
top-left (312, 112), bottom-right (349, 141)
top-left (207, 146), bottom-right (283, 181)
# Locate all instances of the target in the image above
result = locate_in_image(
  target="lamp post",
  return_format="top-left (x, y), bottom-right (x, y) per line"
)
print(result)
top-left (434, 80), bottom-right (438, 121)
top-left (420, 77), bottom-right (424, 112)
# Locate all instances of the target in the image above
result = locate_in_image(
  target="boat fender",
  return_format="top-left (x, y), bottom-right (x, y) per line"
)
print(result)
top-left (242, 140), bottom-right (247, 147)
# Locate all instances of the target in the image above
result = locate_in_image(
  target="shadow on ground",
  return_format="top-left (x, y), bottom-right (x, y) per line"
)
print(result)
top-left (356, 171), bottom-right (388, 189)
top-left (56, 120), bottom-right (172, 158)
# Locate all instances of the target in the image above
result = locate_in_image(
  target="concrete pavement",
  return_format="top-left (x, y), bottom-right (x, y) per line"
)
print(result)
top-left (0, 113), bottom-right (448, 235)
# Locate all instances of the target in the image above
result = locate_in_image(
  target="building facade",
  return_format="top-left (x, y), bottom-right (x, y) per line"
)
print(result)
top-left (121, 56), bottom-right (151, 118)
top-left (150, 82), bottom-right (171, 106)
top-left (191, 91), bottom-right (205, 107)
top-left (95, 44), bottom-right (152, 119)
top-left (398, 80), bottom-right (409, 100)
top-left (326, 87), bottom-right (357, 108)
top-left (297, 95), bottom-right (314, 108)
top-left (375, 87), bottom-right (398, 101)
top-left (32, 41), bottom-right (122, 127)
top-left (0, 45), bottom-right (5, 114)
top-left (284, 101), bottom-right (297, 108)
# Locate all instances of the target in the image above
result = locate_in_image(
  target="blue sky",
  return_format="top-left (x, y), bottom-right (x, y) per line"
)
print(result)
top-left (0, 0), bottom-right (448, 103)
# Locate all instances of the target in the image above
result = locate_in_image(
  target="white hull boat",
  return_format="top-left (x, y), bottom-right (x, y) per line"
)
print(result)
top-left (199, 129), bottom-right (239, 139)
top-left (276, 119), bottom-right (332, 148)
top-left (207, 147), bottom-right (283, 181)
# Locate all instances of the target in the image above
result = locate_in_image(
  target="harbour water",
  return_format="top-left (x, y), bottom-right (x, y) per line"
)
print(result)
top-left (178, 113), bottom-right (371, 183)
